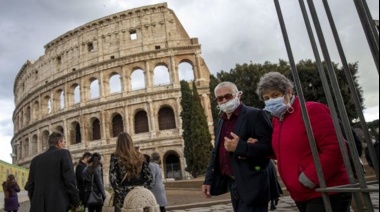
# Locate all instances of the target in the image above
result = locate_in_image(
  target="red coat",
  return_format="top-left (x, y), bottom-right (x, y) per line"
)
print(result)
top-left (272, 97), bottom-right (349, 202)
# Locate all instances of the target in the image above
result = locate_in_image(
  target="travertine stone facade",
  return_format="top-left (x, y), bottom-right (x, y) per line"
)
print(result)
top-left (11, 3), bottom-right (213, 184)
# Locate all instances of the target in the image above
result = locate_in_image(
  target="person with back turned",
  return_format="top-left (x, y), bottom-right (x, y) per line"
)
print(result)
top-left (25, 131), bottom-right (80, 212)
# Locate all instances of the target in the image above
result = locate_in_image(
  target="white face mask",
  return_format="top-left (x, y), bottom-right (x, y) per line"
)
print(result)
top-left (217, 97), bottom-right (240, 113)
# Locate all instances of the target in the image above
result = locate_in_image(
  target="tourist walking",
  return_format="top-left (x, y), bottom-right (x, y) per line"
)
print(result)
top-left (25, 131), bottom-right (80, 212)
top-left (256, 72), bottom-right (352, 212)
top-left (2, 174), bottom-right (20, 212)
top-left (109, 132), bottom-right (153, 212)
top-left (202, 81), bottom-right (273, 212)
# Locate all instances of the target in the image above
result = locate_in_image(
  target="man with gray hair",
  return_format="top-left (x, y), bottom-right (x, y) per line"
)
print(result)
top-left (202, 82), bottom-right (273, 212)
top-left (25, 131), bottom-right (80, 212)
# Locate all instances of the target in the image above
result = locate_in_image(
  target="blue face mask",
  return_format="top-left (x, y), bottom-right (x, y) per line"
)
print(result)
top-left (264, 97), bottom-right (288, 118)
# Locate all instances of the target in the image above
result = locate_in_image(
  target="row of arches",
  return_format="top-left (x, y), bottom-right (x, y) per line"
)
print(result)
top-left (15, 106), bottom-right (177, 160)
top-left (15, 61), bottom-right (195, 132)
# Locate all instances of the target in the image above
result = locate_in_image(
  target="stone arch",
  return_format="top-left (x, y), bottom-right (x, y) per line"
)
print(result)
top-left (32, 100), bottom-right (39, 121)
top-left (90, 117), bottom-right (101, 141)
top-left (41, 130), bottom-right (50, 151)
top-left (23, 137), bottom-right (29, 158)
top-left (55, 125), bottom-right (64, 134)
top-left (53, 88), bottom-right (64, 112)
top-left (69, 83), bottom-right (81, 105)
top-left (153, 64), bottom-right (170, 86)
top-left (70, 121), bottom-right (82, 144)
top-left (109, 73), bottom-right (122, 93)
top-left (134, 110), bottom-right (149, 134)
top-left (25, 106), bottom-right (31, 125)
top-left (131, 68), bottom-right (146, 91)
top-left (178, 60), bottom-right (195, 81)
top-left (90, 78), bottom-right (100, 99)
top-left (31, 134), bottom-right (38, 155)
top-left (158, 106), bottom-right (176, 130)
top-left (111, 113), bottom-right (124, 137)
top-left (19, 111), bottom-right (23, 129)
top-left (164, 151), bottom-right (182, 180)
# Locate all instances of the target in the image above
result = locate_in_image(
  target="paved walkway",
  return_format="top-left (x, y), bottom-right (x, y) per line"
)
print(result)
top-left (2, 185), bottom-right (379, 212)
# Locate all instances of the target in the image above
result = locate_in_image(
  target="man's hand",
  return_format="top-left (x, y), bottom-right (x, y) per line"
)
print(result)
top-left (202, 184), bottom-right (211, 199)
top-left (247, 138), bottom-right (258, 144)
top-left (224, 132), bottom-right (239, 152)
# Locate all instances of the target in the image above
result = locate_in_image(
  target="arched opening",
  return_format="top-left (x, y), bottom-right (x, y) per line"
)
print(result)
top-left (55, 126), bottom-right (64, 134)
top-left (25, 106), bottom-right (31, 125)
top-left (60, 90), bottom-right (65, 110)
top-left (32, 135), bottom-right (38, 155)
top-left (154, 65), bottom-right (170, 86)
top-left (109, 74), bottom-right (122, 93)
top-left (112, 114), bottom-right (124, 137)
top-left (23, 138), bottom-right (29, 158)
top-left (134, 110), bottom-right (149, 134)
top-left (178, 61), bottom-right (195, 81)
top-left (70, 122), bottom-right (82, 144)
top-left (91, 118), bottom-right (101, 141)
top-left (33, 101), bottom-right (39, 121)
top-left (74, 85), bottom-right (80, 104)
top-left (131, 69), bottom-right (145, 91)
top-left (164, 152), bottom-right (182, 180)
top-left (41, 130), bottom-right (50, 151)
top-left (158, 107), bottom-right (176, 130)
top-left (90, 79), bottom-right (100, 99)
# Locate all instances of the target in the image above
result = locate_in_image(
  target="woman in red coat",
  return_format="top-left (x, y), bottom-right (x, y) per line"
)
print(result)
top-left (256, 72), bottom-right (351, 212)
top-left (2, 174), bottom-right (20, 212)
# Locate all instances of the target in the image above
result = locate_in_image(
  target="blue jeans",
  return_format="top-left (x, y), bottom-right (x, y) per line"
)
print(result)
top-left (295, 193), bottom-right (352, 212)
top-left (228, 179), bottom-right (268, 212)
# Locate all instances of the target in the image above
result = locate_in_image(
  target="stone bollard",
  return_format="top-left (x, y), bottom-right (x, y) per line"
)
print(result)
top-left (102, 190), bottom-right (115, 212)
top-left (121, 186), bottom-right (160, 212)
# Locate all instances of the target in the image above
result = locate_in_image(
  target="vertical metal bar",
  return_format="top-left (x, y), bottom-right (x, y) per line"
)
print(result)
top-left (273, 1), bottom-right (332, 211)
top-left (306, 0), bottom-right (374, 211)
top-left (297, 0), bottom-right (362, 211)
top-left (322, 0), bottom-right (379, 181)
top-left (360, 0), bottom-right (379, 48)
top-left (353, 0), bottom-right (379, 73)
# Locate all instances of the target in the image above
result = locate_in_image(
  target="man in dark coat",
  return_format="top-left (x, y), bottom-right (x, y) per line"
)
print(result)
top-left (202, 82), bottom-right (273, 212)
top-left (75, 152), bottom-right (91, 206)
top-left (25, 131), bottom-right (80, 212)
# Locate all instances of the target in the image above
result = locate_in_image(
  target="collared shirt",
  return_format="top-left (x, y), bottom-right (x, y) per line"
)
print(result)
top-left (218, 104), bottom-right (242, 177)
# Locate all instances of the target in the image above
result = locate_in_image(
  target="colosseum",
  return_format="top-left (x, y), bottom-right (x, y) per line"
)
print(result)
top-left (11, 3), bottom-right (214, 185)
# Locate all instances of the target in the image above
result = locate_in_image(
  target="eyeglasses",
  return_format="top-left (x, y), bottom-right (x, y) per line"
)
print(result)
top-left (215, 93), bottom-right (235, 102)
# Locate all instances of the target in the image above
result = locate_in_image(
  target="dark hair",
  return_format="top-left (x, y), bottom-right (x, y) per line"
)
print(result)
top-left (143, 154), bottom-right (151, 163)
top-left (48, 131), bottom-right (65, 146)
top-left (3, 174), bottom-right (16, 198)
top-left (87, 152), bottom-right (102, 174)
top-left (81, 152), bottom-right (92, 160)
top-left (151, 152), bottom-right (161, 165)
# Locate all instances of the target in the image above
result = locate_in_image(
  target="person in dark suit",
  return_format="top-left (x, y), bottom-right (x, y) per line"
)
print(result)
top-left (25, 131), bottom-right (80, 212)
top-left (202, 81), bottom-right (273, 212)
top-left (76, 152), bottom-right (92, 207)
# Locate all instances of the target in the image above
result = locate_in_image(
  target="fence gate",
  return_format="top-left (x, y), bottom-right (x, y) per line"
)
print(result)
top-left (274, 0), bottom-right (379, 211)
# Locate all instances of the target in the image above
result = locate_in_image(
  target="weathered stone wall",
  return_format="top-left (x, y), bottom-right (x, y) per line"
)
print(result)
top-left (12, 3), bottom-right (213, 184)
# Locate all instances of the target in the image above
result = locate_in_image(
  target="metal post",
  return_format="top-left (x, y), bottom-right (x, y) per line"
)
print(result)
top-left (273, 0), bottom-right (332, 211)
top-left (306, 0), bottom-right (374, 210)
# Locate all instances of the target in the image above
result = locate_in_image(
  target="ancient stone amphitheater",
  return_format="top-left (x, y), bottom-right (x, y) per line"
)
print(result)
top-left (11, 3), bottom-right (213, 185)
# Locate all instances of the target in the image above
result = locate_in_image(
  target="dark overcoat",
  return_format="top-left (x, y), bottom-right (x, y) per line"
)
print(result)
top-left (26, 146), bottom-right (79, 212)
top-left (204, 104), bottom-right (273, 206)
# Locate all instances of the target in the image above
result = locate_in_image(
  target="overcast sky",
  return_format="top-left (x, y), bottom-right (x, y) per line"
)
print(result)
top-left (0, 0), bottom-right (378, 163)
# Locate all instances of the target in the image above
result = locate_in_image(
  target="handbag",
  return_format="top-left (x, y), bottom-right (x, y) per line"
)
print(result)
top-left (210, 174), bottom-right (229, 196)
top-left (87, 174), bottom-right (104, 207)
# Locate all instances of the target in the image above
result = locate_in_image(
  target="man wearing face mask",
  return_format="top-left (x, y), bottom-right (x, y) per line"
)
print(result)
top-left (202, 82), bottom-right (273, 212)
top-left (256, 72), bottom-right (351, 212)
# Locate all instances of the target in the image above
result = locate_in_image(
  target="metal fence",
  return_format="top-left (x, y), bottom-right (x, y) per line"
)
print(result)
top-left (274, 0), bottom-right (379, 211)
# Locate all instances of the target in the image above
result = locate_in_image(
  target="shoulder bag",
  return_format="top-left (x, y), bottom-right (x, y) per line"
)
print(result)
top-left (87, 173), bottom-right (104, 207)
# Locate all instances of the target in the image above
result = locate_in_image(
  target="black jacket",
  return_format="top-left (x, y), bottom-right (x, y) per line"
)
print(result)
top-left (204, 104), bottom-right (273, 206)
top-left (83, 166), bottom-right (106, 204)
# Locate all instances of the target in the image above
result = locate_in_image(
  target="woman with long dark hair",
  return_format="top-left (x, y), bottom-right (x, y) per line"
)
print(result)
top-left (83, 152), bottom-right (106, 212)
top-left (2, 174), bottom-right (20, 212)
top-left (109, 132), bottom-right (152, 212)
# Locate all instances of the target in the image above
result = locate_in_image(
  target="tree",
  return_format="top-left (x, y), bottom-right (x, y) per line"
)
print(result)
top-left (211, 60), bottom-right (364, 124)
top-left (182, 81), bottom-right (213, 178)
top-left (180, 80), bottom-right (193, 174)
top-left (209, 75), bottom-right (220, 133)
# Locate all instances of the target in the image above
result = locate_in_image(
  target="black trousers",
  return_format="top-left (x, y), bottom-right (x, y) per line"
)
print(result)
top-left (295, 192), bottom-right (352, 212)
top-left (228, 179), bottom-right (268, 212)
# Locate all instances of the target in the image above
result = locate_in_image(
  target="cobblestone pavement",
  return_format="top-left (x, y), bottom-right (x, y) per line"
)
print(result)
top-left (3, 185), bottom-right (379, 212)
